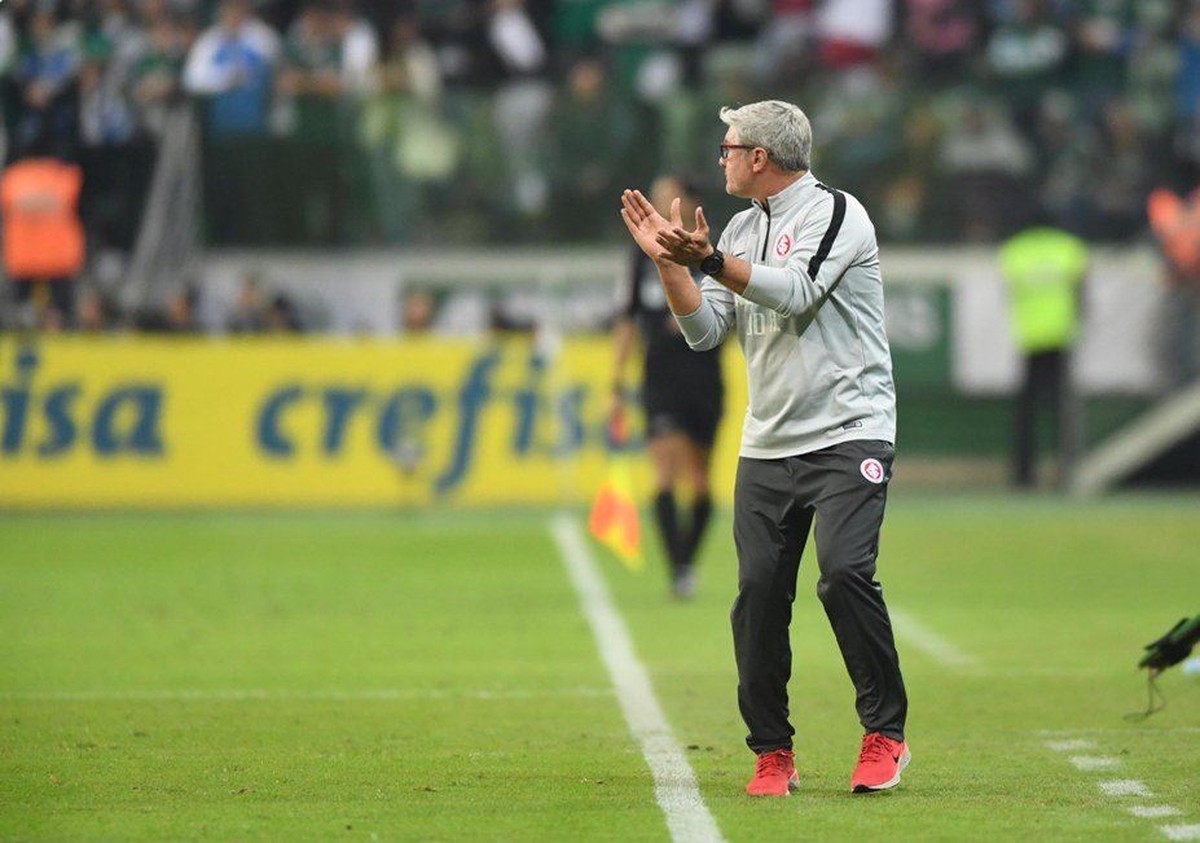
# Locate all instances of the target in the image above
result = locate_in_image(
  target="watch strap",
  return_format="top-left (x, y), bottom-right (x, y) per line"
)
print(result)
top-left (699, 248), bottom-right (724, 276)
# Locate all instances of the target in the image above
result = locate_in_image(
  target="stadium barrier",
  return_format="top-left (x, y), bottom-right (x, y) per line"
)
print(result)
top-left (0, 335), bottom-right (745, 508)
top-left (2, 245), bottom-right (1177, 507)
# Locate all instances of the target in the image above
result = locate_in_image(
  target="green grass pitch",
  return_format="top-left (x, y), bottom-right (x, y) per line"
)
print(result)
top-left (2, 494), bottom-right (1199, 841)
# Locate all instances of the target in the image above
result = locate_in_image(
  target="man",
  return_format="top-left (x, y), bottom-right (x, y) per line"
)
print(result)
top-left (183, 0), bottom-right (280, 243)
top-left (999, 224), bottom-right (1088, 488)
top-left (1, 154), bottom-right (85, 330)
top-left (1147, 185), bottom-right (1200, 387)
top-left (620, 100), bottom-right (908, 797)
top-left (183, 0), bottom-right (279, 139)
top-left (610, 174), bottom-right (724, 598)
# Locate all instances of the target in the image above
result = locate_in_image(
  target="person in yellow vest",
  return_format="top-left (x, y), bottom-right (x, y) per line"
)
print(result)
top-left (999, 225), bottom-right (1089, 489)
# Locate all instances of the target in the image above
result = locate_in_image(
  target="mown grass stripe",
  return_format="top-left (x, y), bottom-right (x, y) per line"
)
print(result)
top-left (550, 513), bottom-right (724, 843)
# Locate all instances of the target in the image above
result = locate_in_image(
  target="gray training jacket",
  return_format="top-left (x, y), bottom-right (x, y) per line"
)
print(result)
top-left (676, 171), bottom-right (896, 459)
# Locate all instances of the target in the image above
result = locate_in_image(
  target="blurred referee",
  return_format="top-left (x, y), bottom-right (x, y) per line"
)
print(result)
top-left (610, 175), bottom-right (724, 599)
top-left (620, 100), bottom-right (909, 798)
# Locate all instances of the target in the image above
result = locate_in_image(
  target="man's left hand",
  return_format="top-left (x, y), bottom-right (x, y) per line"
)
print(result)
top-left (656, 204), bottom-right (713, 268)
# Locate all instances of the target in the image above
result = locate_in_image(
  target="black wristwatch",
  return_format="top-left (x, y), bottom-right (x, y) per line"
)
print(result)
top-left (699, 248), bottom-right (725, 277)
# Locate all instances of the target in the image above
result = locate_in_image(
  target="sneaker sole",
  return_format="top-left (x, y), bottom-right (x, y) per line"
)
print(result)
top-left (747, 774), bottom-right (800, 797)
top-left (851, 747), bottom-right (911, 794)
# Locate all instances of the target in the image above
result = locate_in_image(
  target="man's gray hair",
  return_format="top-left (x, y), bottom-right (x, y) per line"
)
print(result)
top-left (719, 100), bottom-right (812, 172)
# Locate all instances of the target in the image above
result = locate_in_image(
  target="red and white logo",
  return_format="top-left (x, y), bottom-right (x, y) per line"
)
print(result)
top-left (859, 458), bottom-right (885, 484)
top-left (774, 233), bottom-right (792, 257)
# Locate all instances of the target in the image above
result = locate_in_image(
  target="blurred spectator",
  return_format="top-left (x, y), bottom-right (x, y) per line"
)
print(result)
top-left (984, 0), bottom-right (1068, 131)
top-left (227, 272), bottom-right (266, 332)
top-left (551, 0), bottom-right (614, 58)
top-left (1032, 90), bottom-right (1094, 230)
top-left (333, 0), bottom-right (378, 96)
top-left (753, 0), bottom-right (817, 88)
top-left (1180, 3), bottom-right (1200, 123)
top-left (137, 285), bottom-right (199, 332)
top-left (815, 0), bottom-right (892, 74)
top-left (1175, 2), bottom-right (1200, 186)
top-left (275, 0), bottom-right (356, 243)
top-left (1082, 97), bottom-right (1152, 240)
top-left (132, 12), bottom-right (188, 138)
top-left (361, 12), bottom-right (453, 242)
top-left (400, 284), bottom-right (438, 334)
top-left (0, 154), bottom-right (86, 330)
top-left (486, 0), bottom-right (553, 218)
top-left (429, 287), bottom-right (491, 335)
top-left (224, 271), bottom-right (305, 333)
top-left (78, 0), bottom-right (155, 262)
top-left (937, 99), bottom-right (1034, 241)
top-left (78, 0), bottom-right (142, 150)
top-left (1147, 185), bottom-right (1200, 388)
top-left (376, 13), bottom-right (441, 101)
top-left (326, 0), bottom-right (378, 243)
top-left (902, 0), bottom-right (986, 84)
top-left (75, 283), bottom-right (117, 332)
top-left (999, 223), bottom-right (1088, 489)
top-left (811, 54), bottom-right (909, 203)
top-left (1068, 0), bottom-right (1134, 110)
top-left (547, 55), bottom-right (633, 241)
top-left (184, 0), bottom-right (279, 244)
top-left (183, 0), bottom-right (277, 137)
top-left (876, 102), bottom-right (941, 241)
top-left (1124, 1), bottom-right (1178, 146)
top-left (12, 7), bottom-right (81, 159)
top-left (264, 291), bottom-right (302, 332)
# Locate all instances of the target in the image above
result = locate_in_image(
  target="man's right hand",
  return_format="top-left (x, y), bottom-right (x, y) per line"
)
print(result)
top-left (620, 189), bottom-right (674, 265)
top-left (620, 189), bottom-right (707, 315)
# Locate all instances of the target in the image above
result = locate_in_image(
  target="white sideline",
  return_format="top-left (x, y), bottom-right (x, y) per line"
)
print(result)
top-left (0, 687), bottom-right (613, 703)
top-left (887, 607), bottom-right (980, 669)
top-left (1068, 755), bottom-right (1121, 772)
top-left (1046, 737), bottom-right (1191, 839)
top-left (550, 514), bottom-right (724, 843)
top-left (1098, 780), bottom-right (1154, 798)
top-left (1131, 807), bottom-right (1183, 819)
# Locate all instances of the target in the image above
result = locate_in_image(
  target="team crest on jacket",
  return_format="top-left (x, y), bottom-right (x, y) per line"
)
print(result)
top-left (775, 233), bottom-right (792, 257)
top-left (859, 458), bottom-right (885, 484)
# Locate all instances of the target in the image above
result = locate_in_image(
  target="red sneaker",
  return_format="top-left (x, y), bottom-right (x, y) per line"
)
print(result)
top-left (850, 732), bottom-right (910, 793)
top-left (745, 748), bottom-right (799, 797)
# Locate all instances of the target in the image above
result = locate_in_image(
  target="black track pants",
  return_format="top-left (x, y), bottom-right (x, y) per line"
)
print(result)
top-left (731, 440), bottom-right (908, 753)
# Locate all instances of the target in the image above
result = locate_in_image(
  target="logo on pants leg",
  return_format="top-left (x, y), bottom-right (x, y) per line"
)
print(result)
top-left (859, 458), bottom-right (885, 484)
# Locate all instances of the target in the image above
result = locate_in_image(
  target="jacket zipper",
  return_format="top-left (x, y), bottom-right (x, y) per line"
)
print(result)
top-left (759, 202), bottom-right (771, 262)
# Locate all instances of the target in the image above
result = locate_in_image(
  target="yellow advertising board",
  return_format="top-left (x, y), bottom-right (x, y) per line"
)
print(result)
top-left (0, 336), bottom-right (745, 508)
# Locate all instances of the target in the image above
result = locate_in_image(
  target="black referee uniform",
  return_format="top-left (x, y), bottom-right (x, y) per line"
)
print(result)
top-left (623, 247), bottom-right (724, 580)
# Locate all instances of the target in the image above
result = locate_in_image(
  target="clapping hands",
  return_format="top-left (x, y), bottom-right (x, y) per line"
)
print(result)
top-left (620, 189), bottom-right (713, 268)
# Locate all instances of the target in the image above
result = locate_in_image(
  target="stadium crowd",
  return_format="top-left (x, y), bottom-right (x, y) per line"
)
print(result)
top-left (1, 0), bottom-right (1199, 332)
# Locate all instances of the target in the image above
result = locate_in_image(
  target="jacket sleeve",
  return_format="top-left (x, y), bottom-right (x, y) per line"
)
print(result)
top-left (741, 189), bottom-right (863, 320)
top-left (675, 229), bottom-right (737, 351)
top-left (183, 32), bottom-right (233, 94)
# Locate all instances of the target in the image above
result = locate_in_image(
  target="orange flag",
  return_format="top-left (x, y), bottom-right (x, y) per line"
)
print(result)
top-left (587, 409), bottom-right (643, 571)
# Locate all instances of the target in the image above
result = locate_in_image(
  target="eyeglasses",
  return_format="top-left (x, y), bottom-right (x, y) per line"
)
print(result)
top-left (719, 143), bottom-right (756, 160)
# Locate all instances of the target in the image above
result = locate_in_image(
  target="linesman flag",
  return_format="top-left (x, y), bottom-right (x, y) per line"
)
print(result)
top-left (587, 409), bottom-right (643, 571)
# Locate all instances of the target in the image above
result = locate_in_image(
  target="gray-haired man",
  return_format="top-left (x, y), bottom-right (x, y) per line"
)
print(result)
top-left (620, 100), bottom-right (909, 797)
